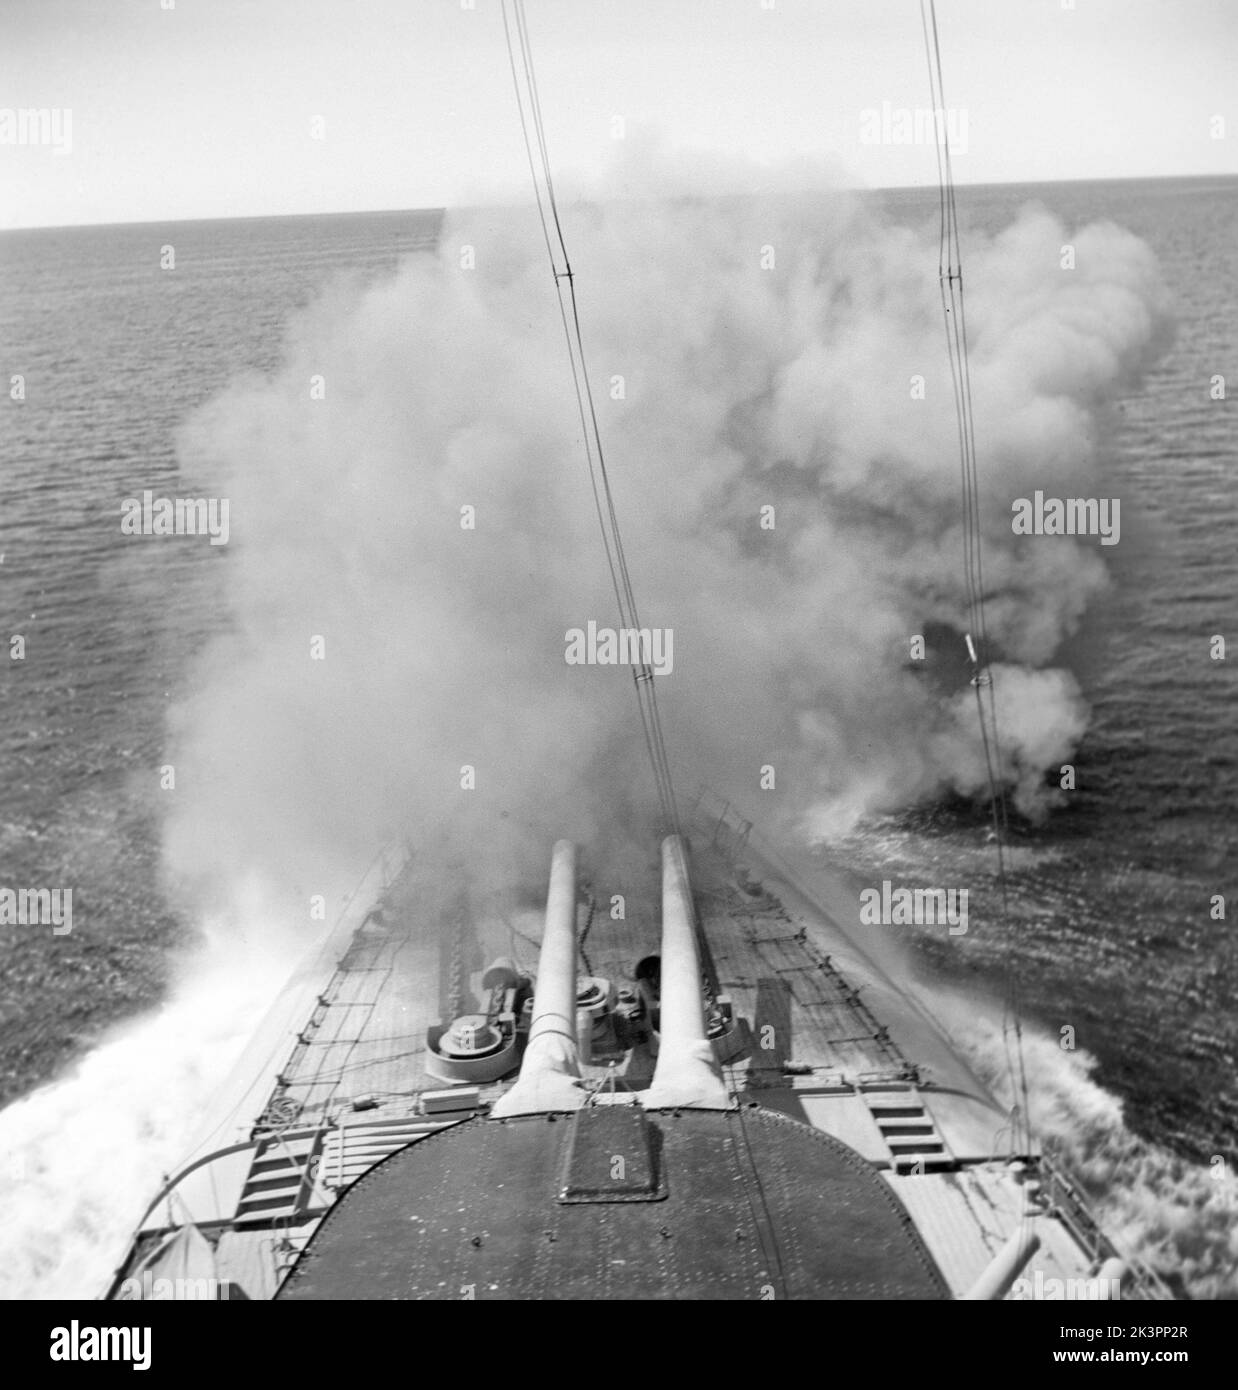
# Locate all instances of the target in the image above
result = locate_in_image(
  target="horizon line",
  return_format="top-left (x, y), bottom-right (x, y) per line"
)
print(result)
top-left (4, 169), bottom-right (1235, 235)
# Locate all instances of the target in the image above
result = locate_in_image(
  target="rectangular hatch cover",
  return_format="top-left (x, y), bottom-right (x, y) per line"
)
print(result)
top-left (557, 1104), bottom-right (666, 1203)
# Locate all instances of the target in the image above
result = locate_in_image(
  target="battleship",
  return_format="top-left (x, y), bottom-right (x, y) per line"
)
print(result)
top-left (102, 797), bottom-right (1173, 1302)
top-left (103, 2), bottom-right (1178, 1302)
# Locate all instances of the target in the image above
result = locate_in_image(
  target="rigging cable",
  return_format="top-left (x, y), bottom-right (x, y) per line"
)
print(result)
top-left (500, 0), bottom-right (680, 841)
top-left (919, 0), bottom-right (1034, 1159)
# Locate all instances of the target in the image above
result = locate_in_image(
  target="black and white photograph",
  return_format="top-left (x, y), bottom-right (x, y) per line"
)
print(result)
top-left (0, 0), bottom-right (1233, 1346)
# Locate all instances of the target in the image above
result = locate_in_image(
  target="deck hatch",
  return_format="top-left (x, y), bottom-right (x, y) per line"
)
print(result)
top-left (557, 1104), bottom-right (665, 1203)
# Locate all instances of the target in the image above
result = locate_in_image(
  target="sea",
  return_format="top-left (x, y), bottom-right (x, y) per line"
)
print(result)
top-left (0, 176), bottom-right (1234, 1296)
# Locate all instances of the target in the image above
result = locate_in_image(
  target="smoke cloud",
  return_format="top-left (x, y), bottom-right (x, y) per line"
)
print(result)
top-left (164, 163), bottom-right (1172, 899)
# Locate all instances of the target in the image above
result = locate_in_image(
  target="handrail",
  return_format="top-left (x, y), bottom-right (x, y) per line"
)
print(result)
top-left (688, 781), bottom-right (1178, 1301)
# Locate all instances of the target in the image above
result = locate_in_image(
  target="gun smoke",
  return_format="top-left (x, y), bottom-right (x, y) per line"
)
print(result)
top-left (161, 172), bottom-right (1171, 888)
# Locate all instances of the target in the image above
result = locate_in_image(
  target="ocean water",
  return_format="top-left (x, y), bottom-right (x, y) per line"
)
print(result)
top-left (826, 176), bottom-right (1237, 1167)
top-left (0, 212), bottom-right (441, 1101)
top-left (0, 179), bottom-right (1234, 1293)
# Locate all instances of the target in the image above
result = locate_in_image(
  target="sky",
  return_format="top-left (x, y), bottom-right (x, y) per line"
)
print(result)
top-left (0, 0), bottom-right (1235, 230)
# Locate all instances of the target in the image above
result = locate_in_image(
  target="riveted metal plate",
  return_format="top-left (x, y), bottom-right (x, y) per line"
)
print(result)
top-left (277, 1107), bottom-right (949, 1300)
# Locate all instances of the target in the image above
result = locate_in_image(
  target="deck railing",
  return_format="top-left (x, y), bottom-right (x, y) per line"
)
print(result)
top-left (683, 781), bottom-right (1178, 1302)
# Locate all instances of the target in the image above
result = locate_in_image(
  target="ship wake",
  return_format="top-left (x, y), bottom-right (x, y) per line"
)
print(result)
top-left (0, 897), bottom-right (294, 1298)
top-left (934, 991), bottom-right (1238, 1300)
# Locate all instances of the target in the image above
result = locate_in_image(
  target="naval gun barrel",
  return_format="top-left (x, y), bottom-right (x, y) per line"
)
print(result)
top-left (641, 835), bottom-right (730, 1110)
top-left (492, 839), bottom-right (585, 1116)
top-left (960, 1222), bottom-right (1040, 1300)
